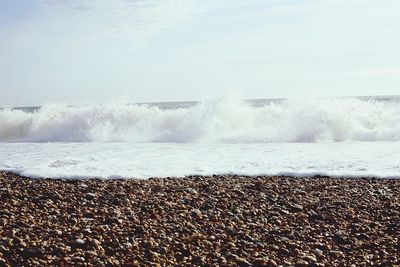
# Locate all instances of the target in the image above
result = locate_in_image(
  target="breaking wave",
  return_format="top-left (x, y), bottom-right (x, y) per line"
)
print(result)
top-left (1, 96), bottom-right (400, 143)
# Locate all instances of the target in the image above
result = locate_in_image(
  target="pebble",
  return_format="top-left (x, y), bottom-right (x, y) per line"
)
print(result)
top-left (85, 251), bottom-right (98, 257)
top-left (304, 255), bottom-right (317, 262)
top-left (85, 192), bottom-right (97, 199)
top-left (72, 256), bottom-right (85, 262)
top-left (123, 242), bottom-right (132, 249)
top-left (314, 248), bottom-right (323, 257)
top-left (159, 246), bottom-right (168, 254)
top-left (52, 229), bottom-right (63, 236)
top-left (0, 171), bottom-right (399, 266)
top-left (295, 260), bottom-right (309, 266)
top-left (75, 239), bottom-right (85, 245)
top-left (268, 259), bottom-right (278, 266)
top-left (187, 188), bottom-right (197, 194)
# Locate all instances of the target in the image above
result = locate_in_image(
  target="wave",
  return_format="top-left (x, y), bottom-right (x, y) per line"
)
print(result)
top-left (1, 96), bottom-right (400, 143)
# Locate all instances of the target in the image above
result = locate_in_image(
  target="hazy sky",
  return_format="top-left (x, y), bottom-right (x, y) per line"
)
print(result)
top-left (1, 0), bottom-right (400, 106)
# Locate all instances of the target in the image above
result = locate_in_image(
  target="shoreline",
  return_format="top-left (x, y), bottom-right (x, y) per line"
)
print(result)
top-left (2, 170), bottom-right (400, 181)
top-left (1, 171), bottom-right (399, 266)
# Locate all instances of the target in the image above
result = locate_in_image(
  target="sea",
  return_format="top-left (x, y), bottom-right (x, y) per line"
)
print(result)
top-left (1, 95), bottom-right (400, 179)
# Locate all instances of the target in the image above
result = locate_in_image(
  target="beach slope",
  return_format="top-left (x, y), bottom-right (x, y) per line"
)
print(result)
top-left (0, 172), bottom-right (399, 266)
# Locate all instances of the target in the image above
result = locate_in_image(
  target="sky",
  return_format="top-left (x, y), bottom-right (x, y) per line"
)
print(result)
top-left (0, 0), bottom-right (400, 107)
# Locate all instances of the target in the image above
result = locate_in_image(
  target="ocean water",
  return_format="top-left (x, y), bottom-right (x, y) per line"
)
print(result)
top-left (0, 96), bottom-right (399, 179)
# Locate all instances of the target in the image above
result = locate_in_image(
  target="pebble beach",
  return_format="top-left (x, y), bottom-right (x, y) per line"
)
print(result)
top-left (0, 171), bottom-right (399, 266)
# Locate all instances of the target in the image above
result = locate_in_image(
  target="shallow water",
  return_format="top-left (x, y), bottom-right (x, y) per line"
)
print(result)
top-left (0, 141), bottom-right (399, 179)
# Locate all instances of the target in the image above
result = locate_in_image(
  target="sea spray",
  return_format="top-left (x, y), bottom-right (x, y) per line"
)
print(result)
top-left (1, 97), bottom-right (399, 143)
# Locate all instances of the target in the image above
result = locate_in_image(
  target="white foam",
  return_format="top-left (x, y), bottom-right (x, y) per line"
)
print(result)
top-left (1, 97), bottom-right (400, 143)
top-left (0, 142), bottom-right (399, 179)
top-left (1, 97), bottom-right (400, 179)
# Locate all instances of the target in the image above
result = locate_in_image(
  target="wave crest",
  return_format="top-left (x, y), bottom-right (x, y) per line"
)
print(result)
top-left (1, 97), bottom-right (399, 143)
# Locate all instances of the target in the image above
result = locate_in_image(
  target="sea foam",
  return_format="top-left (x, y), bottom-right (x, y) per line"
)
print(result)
top-left (1, 96), bottom-right (399, 143)
top-left (1, 142), bottom-right (400, 179)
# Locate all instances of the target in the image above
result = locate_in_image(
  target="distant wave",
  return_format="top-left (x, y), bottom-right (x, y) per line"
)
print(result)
top-left (1, 96), bottom-right (400, 143)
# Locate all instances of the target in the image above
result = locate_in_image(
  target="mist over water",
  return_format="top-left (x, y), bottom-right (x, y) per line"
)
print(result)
top-left (1, 96), bottom-right (400, 143)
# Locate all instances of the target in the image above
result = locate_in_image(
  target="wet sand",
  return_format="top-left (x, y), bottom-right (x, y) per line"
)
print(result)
top-left (0, 171), bottom-right (399, 266)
